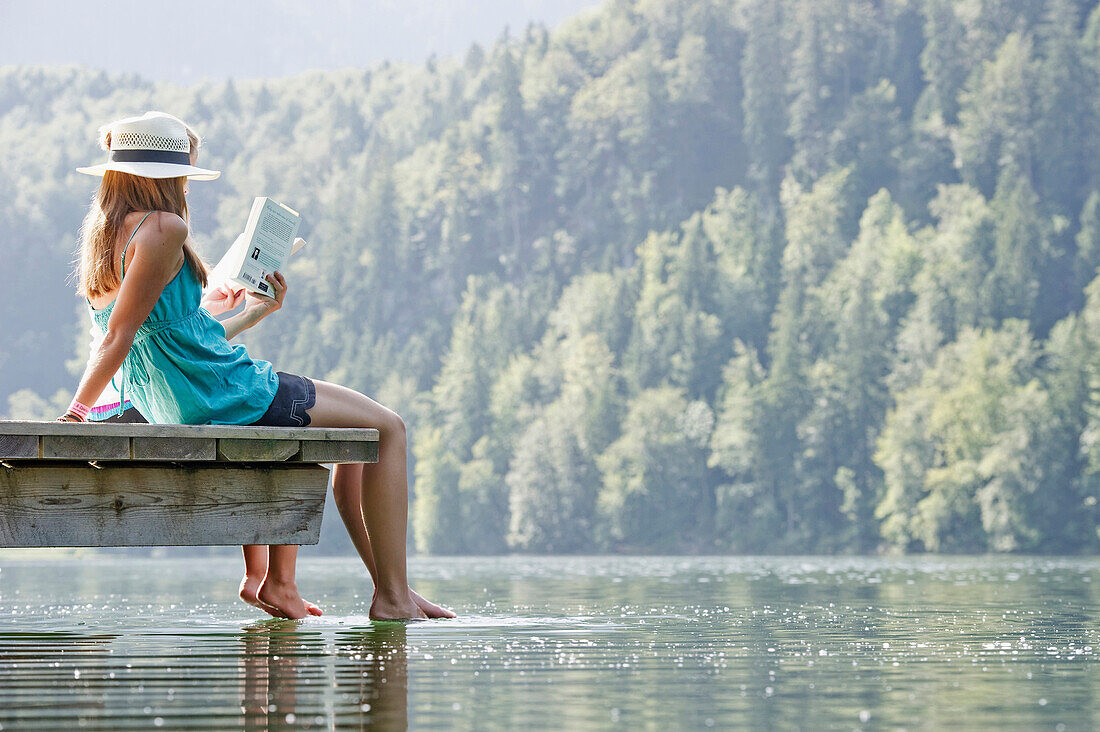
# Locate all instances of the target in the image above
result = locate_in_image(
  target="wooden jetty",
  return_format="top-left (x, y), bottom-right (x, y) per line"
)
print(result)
top-left (0, 421), bottom-right (378, 547)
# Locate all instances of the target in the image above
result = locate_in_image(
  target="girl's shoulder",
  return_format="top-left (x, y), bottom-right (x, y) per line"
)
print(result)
top-left (125, 211), bottom-right (188, 256)
top-left (126, 210), bottom-right (187, 242)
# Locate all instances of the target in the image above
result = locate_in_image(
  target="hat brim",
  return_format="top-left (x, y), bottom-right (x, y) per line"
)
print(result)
top-left (76, 162), bottom-right (221, 181)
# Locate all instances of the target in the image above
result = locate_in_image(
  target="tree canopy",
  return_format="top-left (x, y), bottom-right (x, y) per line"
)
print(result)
top-left (5, 0), bottom-right (1100, 554)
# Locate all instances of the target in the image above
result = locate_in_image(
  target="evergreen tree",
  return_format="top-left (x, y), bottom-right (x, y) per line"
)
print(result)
top-left (982, 164), bottom-right (1048, 326)
top-left (955, 33), bottom-right (1038, 199)
top-left (1035, 0), bottom-right (1095, 217)
top-left (801, 191), bottom-right (918, 550)
top-left (917, 0), bottom-right (970, 123)
top-left (740, 0), bottom-right (789, 200)
top-left (1075, 191), bottom-right (1100, 296)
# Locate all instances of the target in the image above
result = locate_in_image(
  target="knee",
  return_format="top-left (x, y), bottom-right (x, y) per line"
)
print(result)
top-left (383, 410), bottom-right (406, 441)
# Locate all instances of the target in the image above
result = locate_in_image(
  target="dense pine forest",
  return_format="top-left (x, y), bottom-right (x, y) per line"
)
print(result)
top-left (4, 0), bottom-right (1100, 554)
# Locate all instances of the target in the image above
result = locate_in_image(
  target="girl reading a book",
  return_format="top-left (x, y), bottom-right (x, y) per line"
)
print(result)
top-left (61, 111), bottom-right (451, 621)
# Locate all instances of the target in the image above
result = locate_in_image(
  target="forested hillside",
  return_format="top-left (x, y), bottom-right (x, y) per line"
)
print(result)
top-left (5, 0), bottom-right (1100, 554)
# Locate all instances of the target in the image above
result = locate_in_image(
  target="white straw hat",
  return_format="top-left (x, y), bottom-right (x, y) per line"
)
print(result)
top-left (76, 111), bottom-right (220, 181)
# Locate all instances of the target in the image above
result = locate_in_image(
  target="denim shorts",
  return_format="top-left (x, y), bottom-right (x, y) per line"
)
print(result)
top-left (249, 371), bottom-right (317, 427)
top-left (102, 408), bottom-right (148, 423)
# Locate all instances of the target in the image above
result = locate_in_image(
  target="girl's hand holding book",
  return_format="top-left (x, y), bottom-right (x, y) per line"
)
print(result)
top-left (217, 271), bottom-right (288, 340)
top-left (243, 271), bottom-right (287, 319)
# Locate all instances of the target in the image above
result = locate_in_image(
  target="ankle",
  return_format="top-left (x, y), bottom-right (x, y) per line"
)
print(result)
top-left (373, 584), bottom-right (411, 605)
top-left (267, 576), bottom-right (296, 587)
top-left (263, 567), bottom-right (297, 585)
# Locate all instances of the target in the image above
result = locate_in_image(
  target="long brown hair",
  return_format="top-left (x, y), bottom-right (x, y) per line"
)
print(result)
top-left (78, 127), bottom-right (208, 299)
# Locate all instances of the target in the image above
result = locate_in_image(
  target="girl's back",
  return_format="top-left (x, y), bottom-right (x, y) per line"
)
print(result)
top-left (88, 211), bottom-right (278, 425)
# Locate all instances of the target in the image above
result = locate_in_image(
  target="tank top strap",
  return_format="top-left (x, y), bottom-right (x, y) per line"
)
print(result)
top-left (83, 211), bottom-right (155, 308)
top-left (121, 211), bottom-right (155, 279)
top-left (110, 210), bottom-right (154, 418)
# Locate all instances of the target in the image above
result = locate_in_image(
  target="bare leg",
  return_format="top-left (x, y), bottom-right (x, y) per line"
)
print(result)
top-left (257, 545), bottom-right (310, 620)
top-left (240, 545), bottom-right (279, 618)
top-left (240, 545), bottom-right (322, 617)
top-left (332, 465), bottom-right (379, 579)
top-left (333, 464), bottom-right (454, 618)
top-left (307, 379), bottom-right (444, 620)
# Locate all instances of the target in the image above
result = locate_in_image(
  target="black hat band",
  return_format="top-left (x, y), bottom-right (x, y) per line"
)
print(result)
top-left (109, 149), bottom-right (191, 165)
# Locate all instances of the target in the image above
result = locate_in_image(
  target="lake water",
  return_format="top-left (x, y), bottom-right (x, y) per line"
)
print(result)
top-left (0, 555), bottom-right (1097, 729)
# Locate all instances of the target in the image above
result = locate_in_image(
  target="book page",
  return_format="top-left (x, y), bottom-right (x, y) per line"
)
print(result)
top-left (207, 233), bottom-right (248, 292)
top-left (209, 233), bottom-right (307, 294)
top-left (232, 198), bottom-right (301, 296)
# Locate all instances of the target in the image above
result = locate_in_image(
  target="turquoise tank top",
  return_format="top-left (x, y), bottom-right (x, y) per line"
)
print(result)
top-left (88, 212), bottom-right (279, 425)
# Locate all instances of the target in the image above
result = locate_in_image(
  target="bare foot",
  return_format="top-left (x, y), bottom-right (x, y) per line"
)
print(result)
top-left (240, 575), bottom-right (323, 617)
top-left (257, 579), bottom-right (311, 620)
top-left (411, 588), bottom-right (456, 619)
top-left (240, 575), bottom-right (281, 618)
top-left (370, 590), bottom-right (427, 621)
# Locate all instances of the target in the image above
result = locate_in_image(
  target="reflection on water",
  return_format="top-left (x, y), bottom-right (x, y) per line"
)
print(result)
top-left (238, 621), bottom-right (407, 730)
top-left (334, 624), bottom-right (409, 729)
top-left (0, 556), bottom-right (1099, 728)
top-left (0, 621), bottom-right (410, 730)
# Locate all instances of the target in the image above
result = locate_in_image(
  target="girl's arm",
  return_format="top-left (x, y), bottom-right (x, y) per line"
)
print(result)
top-left (219, 271), bottom-right (287, 340)
top-left (202, 235), bottom-right (302, 337)
top-left (62, 213), bottom-right (188, 420)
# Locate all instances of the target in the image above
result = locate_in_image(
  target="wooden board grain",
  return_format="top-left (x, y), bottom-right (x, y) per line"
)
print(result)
top-left (41, 434), bottom-right (130, 461)
top-left (0, 434), bottom-right (38, 459)
top-left (0, 420), bottom-right (378, 443)
top-left (132, 436), bottom-right (216, 461)
top-left (0, 464), bottom-right (330, 546)
top-left (217, 439), bottom-right (301, 462)
top-left (297, 439), bottom-right (379, 463)
top-left (0, 422), bottom-right (379, 463)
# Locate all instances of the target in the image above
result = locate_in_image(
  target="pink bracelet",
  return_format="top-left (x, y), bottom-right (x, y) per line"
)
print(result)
top-left (67, 400), bottom-right (91, 420)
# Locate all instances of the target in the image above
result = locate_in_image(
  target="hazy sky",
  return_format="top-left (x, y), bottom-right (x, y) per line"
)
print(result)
top-left (1, 0), bottom-right (603, 83)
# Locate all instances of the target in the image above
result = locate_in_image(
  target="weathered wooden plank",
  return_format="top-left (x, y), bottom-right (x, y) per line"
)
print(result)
top-left (217, 439), bottom-right (301, 462)
top-left (0, 464), bottom-right (329, 546)
top-left (0, 434), bottom-right (38, 459)
top-left (296, 440), bottom-right (379, 463)
top-left (0, 420), bottom-right (379, 443)
top-left (132, 437), bottom-right (216, 461)
top-left (41, 434), bottom-right (130, 461)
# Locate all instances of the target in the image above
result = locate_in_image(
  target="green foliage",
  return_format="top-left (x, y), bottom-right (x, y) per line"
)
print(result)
top-left (411, 426), bottom-right (463, 555)
top-left (983, 165), bottom-right (1049, 325)
top-left (1076, 191), bottom-right (1100, 295)
top-left (597, 386), bottom-right (713, 552)
top-left (8, 0), bottom-right (1100, 554)
top-left (876, 323), bottom-right (1074, 552)
top-left (955, 33), bottom-right (1038, 199)
top-left (507, 401), bottom-right (601, 553)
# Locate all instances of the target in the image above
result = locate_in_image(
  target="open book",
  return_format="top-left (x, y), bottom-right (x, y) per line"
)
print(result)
top-left (208, 197), bottom-right (302, 296)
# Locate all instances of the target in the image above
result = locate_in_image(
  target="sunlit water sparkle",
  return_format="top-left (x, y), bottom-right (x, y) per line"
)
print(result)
top-left (0, 555), bottom-right (1097, 729)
